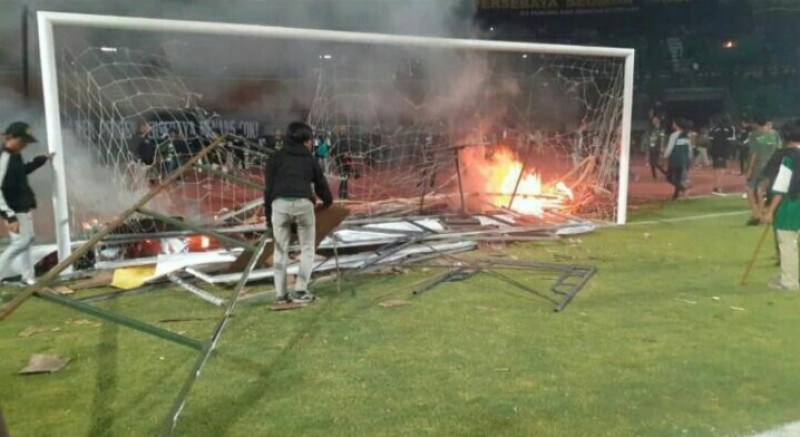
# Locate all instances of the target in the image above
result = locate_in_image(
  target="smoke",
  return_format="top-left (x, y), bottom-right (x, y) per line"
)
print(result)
top-left (1, 0), bottom-right (567, 240)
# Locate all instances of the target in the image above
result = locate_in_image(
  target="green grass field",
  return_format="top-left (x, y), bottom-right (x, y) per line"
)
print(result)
top-left (2, 197), bottom-right (800, 437)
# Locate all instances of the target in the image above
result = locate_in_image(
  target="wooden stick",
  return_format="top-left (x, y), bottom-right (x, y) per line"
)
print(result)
top-left (741, 224), bottom-right (772, 285)
top-left (0, 136), bottom-right (226, 322)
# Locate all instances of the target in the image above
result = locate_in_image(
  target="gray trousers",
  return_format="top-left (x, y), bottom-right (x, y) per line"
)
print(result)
top-left (0, 212), bottom-right (35, 282)
top-left (777, 230), bottom-right (800, 290)
top-left (271, 198), bottom-right (316, 298)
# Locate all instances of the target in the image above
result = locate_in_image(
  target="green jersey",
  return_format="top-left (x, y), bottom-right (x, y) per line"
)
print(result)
top-left (748, 130), bottom-right (782, 175)
top-left (771, 154), bottom-right (800, 231)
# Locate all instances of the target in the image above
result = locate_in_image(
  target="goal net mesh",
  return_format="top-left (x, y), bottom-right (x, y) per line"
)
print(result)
top-left (55, 32), bottom-right (626, 240)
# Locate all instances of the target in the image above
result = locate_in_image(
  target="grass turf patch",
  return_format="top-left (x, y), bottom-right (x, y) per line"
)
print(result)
top-left (1, 197), bottom-right (799, 436)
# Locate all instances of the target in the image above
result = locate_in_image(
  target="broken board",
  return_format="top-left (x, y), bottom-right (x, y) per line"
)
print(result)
top-left (226, 205), bottom-right (350, 272)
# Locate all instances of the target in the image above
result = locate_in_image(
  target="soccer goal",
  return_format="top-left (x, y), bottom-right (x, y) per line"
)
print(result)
top-left (38, 11), bottom-right (634, 263)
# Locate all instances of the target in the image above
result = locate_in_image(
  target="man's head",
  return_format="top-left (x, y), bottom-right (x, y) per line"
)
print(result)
top-left (3, 121), bottom-right (37, 152)
top-left (672, 118), bottom-right (690, 132)
top-left (287, 121), bottom-right (313, 149)
top-left (752, 115), bottom-right (770, 131)
top-left (138, 121), bottom-right (152, 136)
top-left (651, 115), bottom-right (661, 127)
top-left (782, 119), bottom-right (800, 144)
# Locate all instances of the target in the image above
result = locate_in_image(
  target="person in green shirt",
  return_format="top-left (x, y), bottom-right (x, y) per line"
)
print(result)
top-left (762, 119), bottom-right (800, 290)
top-left (745, 115), bottom-right (783, 225)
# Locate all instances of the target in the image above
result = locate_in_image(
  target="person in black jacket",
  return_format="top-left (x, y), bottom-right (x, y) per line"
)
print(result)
top-left (708, 117), bottom-right (734, 193)
top-left (0, 122), bottom-right (52, 284)
top-left (264, 121), bottom-right (333, 304)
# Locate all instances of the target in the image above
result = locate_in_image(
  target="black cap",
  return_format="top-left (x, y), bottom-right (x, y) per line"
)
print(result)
top-left (4, 122), bottom-right (37, 143)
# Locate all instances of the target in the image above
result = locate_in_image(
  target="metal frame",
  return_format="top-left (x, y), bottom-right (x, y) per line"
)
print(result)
top-left (38, 11), bottom-right (635, 264)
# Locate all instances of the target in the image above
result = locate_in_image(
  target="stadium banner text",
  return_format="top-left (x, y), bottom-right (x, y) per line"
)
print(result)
top-left (476, 0), bottom-right (691, 16)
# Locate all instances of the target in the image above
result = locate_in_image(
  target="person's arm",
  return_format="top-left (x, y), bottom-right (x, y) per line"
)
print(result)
top-left (746, 150), bottom-right (758, 179)
top-left (764, 157), bottom-right (792, 223)
top-left (0, 153), bottom-right (17, 226)
top-left (763, 193), bottom-right (782, 224)
top-left (263, 153), bottom-right (279, 225)
top-left (663, 132), bottom-right (677, 159)
top-left (312, 159), bottom-right (333, 208)
top-left (24, 155), bottom-right (49, 174)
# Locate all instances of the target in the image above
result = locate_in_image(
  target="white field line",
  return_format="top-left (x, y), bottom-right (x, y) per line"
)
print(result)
top-left (749, 420), bottom-right (800, 437)
top-left (626, 210), bottom-right (750, 226)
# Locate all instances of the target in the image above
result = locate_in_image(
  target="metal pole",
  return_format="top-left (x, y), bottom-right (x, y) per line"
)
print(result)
top-left (507, 161), bottom-right (528, 210)
top-left (454, 152), bottom-right (466, 214)
top-left (39, 12), bottom-right (635, 59)
top-left (36, 290), bottom-right (204, 350)
top-left (38, 13), bottom-right (72, 268)
top-left (616, 52), bottom-right (635, 225)
top-left (162, 232), bottom-right (272, 435)
top-left (21, 5), bottom-right (30, 100)
top-left (0, 137), bottom-right (225, 322)
top-left (136, 207), bottom-right (257, 251)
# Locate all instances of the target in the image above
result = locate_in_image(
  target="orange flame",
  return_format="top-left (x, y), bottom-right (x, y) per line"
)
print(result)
top-left (459, 145), bottom-right (573, 216)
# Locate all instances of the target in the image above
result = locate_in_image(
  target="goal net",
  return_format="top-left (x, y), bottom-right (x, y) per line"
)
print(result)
top-left (42, 13), bottom-right (633, 259)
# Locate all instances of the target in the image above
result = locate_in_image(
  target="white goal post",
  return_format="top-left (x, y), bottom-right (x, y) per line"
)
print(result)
top-left (38, 11), bottom-right (635, 264)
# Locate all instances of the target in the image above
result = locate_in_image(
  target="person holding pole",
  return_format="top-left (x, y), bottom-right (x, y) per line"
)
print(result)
top-left (264, 121), bottom-right (333, 304)
top-left (762, 119), bottom-right (800, 291)
top-left (745, 115), bottom-right (781, 226)
top-left (0, 122), bottom-right (53, 284)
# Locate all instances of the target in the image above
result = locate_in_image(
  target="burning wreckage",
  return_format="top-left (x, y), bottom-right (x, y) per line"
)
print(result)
top-left (24, 136), bottom-right (601, 313)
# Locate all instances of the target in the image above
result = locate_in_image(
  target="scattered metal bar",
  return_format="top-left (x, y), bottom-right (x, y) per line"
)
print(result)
top-left (507, 161), bottom-right (528, 209)
top-left (0, 136), bottom-right (226, 322)
top-left (137, 208), bottom-right (257, 252)
top-left (162, 232), bottom-right (271, 435)
top-left (454, 153), bottom-right (467, 214)
top-left (412, 267), bottom-right (469, 296)
top-left (36, 290), bottom-right (204, 351)
top-left (553, 266), bottom-right (596, 313)
top-left (167, 273), bottom-right (226, 307)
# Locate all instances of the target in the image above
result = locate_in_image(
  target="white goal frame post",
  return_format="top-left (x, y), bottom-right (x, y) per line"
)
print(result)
top-left (38, 11), bottom-right (635, 264)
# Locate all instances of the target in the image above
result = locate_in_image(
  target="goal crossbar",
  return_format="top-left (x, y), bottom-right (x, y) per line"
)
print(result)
top-left (38, 11), bottom-right (635, 264)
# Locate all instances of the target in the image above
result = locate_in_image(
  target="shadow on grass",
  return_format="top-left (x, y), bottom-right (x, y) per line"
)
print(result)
top-left (88, 300), bottom-right (120, 436)
top-left (175, 285), bottom-right (356, 435)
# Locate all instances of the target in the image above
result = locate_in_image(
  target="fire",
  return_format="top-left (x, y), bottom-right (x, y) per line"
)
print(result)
top-left (459, 145), bottom-right (573, 216)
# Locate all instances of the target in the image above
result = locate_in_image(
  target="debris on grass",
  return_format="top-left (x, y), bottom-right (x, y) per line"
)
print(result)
top-left (67, 270), bottom-right (114, 291)
top-left (18, 326), bottom-right (49, 338)
top-left (730, 306), bottom-right (746, 312)
top-left (158, 317), bottom-right (222, 323)
top-left (270, 302), bottom-right (308, 311)
top-left (51, 286), bottom-right (74, 295)
top-left (674, 298), bottom-right (698, 305)
top-left (67, 319), bottom-right (101, 327)
top-left (379, 299), bottom-right (411, 308)
top-left (711, 296), bottom-right (721, 302)
top-left (19, 354), bottom-right (70, 375)
top-left (475, 305), bottom-right (498, 311)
